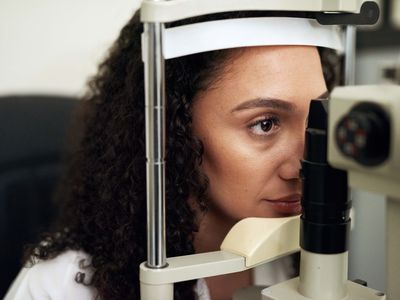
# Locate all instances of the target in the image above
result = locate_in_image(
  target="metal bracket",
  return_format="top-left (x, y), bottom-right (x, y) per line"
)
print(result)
top-left (317, 1), bottom-right (380, 25)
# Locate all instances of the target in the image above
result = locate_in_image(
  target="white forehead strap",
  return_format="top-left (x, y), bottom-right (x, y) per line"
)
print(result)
top-left (161, 17), bottom-right (344, 59)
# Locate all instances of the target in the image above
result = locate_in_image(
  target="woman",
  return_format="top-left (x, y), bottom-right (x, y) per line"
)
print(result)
top-left (5, 10), bottom-right (340, 300)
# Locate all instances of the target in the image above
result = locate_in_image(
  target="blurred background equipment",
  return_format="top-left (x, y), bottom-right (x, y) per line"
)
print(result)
top-left (351, 0), bottom-right (400, 292)
top-left (0, 95), bottom-right (79, 297)
top-left (0, 1), bottom-right (140, 297)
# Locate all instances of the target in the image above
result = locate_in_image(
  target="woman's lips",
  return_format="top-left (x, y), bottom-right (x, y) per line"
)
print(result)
top-left (263, 194), bottom-right (302, 215)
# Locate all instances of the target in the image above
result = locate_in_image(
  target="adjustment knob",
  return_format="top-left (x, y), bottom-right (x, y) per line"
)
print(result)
top-left (335, 102), bottom-right (390, 166)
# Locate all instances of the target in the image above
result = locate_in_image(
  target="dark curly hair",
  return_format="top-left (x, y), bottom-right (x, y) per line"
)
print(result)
top-left (23, 9), bottom-right (341, 300)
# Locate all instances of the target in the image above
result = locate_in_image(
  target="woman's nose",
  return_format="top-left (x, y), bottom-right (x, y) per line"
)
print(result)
top-left (278, 129), bottom-right (306, 181)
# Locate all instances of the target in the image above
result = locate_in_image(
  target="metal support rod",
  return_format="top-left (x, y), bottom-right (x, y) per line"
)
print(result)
top-left (344, 25), bottom-right (357, 85)
top-left (144, 21), bottom-right (167, 269)
top-left (386, 197), bottom-right (400, 300)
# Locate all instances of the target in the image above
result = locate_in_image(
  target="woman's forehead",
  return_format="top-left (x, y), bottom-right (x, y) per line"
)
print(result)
top-left (225, 45), bottom-right (321, 74)
top-left (206, 46), bottom-right (323, 92)
top-left (198, 46), bottom-right (326, 105)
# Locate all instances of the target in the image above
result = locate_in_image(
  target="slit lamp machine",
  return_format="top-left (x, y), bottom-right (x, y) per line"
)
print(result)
top-left (138, 1), bottom-right (400, 299)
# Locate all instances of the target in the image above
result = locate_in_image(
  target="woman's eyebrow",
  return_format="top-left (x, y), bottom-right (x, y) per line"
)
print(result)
top-left (231, 91), bottom-right (329, 113)
top-left (231, 97), bottom-right (296, 113)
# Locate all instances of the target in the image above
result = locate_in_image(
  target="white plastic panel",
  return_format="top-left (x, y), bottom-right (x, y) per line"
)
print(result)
top-left (161, 17), bottom-right (344, 59)
top-left (141, 0), bottom-right (362, 23)
top-left (221, 217), bottom-right (300, 268)
top-left (140, 251), bottom-right (246, 285)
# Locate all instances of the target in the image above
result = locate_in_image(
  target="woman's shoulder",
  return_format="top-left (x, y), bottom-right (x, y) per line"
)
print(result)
top-left (4, 250), bottom-right (97, 300)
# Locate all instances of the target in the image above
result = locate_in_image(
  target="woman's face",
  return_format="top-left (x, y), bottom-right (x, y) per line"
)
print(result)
top-left (192, 46), bottom-right (327, 222)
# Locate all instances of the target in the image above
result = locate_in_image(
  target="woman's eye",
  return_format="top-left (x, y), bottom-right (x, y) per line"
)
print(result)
top-left (248, 116), bottom-right (280, 136)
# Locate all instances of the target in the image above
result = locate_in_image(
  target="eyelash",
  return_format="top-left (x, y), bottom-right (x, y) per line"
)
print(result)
top-left (248, 116), bottom-right (280, 137)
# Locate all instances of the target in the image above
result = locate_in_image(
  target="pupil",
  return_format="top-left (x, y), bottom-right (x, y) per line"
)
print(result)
top-left (261, 119), bottom-right (273, 132)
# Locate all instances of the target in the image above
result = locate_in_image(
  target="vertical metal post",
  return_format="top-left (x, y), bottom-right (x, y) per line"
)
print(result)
top-left (344, 25), bottom-right (357, 86)
top-left (386, 197), bottom-right (400, 299)
top-left (144, 19), bottom-right (167, 268)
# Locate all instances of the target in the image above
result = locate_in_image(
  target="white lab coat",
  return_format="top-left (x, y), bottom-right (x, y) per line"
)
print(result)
top-left (4, 250), bottom-right (295, 300)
